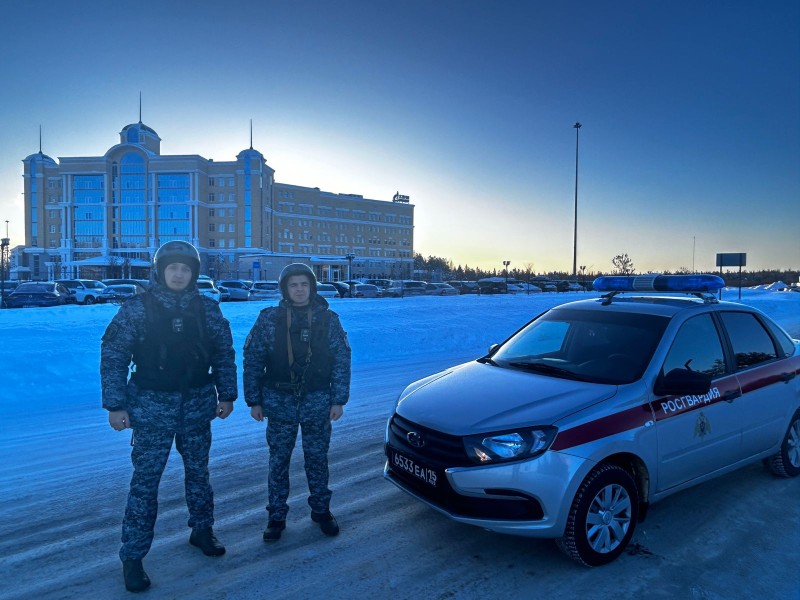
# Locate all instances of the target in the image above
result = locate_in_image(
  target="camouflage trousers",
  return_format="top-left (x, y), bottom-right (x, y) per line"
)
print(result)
top-left (119, 424), bottom-right (214, 561)
top-left (266, 417), bottom-right (332, 521)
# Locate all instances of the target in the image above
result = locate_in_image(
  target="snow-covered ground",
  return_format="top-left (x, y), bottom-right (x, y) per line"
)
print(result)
top-left (1, 288), bottom-right (798, 599)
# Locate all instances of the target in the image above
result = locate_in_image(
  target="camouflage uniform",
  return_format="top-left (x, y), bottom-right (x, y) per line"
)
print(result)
top-left (101, 284), bottom-right (237, 561)
top-left (243, 294), bottom-right (351, 521)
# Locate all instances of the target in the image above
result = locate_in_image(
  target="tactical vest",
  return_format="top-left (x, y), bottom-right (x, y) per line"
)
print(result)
top-left (266, 305), bottom-right (333, 393)
top-left (131, 293), bottom-right (213, 392)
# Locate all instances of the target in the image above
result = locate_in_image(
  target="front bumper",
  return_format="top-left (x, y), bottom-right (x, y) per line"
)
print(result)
top-left (383, 447), bottom-right (591, 538)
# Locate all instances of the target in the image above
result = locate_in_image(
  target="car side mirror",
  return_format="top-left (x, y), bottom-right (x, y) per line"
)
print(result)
top-left (488, 343), bottom-right (499, 355)
top-left (654, 368), bottom-right (712, 397)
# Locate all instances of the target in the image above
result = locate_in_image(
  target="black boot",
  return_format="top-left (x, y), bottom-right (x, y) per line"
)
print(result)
top-left (122, 559), bottom-right (151, 593)
top-left (263, 519), bottom-right (286, 542)
top-left (189, 527), bottom-right (226, 556)
top-left (311, 511), bottom-right (340, 537)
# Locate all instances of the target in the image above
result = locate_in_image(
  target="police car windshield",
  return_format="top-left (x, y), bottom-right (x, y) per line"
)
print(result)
top-left (493, 308), bottom-right (669, 385)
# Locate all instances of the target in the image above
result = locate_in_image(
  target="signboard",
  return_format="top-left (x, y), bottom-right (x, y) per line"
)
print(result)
top-left (393, 192), bottom-right (410, 203)
top-left (716, 253), bottom-right (746, 268)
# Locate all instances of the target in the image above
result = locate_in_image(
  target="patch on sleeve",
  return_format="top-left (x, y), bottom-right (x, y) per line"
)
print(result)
top-left (102, 323), bottom-right (121, 343)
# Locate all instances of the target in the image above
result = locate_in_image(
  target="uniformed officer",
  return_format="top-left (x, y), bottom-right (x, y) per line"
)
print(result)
top-left (243, 263), bottom-right (351, 542)
top-left (101, 241), bottom-right (237, 593)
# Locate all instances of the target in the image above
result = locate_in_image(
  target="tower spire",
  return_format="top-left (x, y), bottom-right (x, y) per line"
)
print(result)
top-left (139, 92), bottom-right (142, 123)
top-left (250, 119), bottom-right (253, 149)
top-left (39, 125), bottom-right (42, 154)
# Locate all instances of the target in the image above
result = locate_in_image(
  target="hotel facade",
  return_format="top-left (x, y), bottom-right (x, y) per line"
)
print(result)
top-left (17, 120), bottom-right (414, 282)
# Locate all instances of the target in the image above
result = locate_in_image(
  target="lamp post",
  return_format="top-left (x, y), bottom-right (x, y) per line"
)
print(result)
top-left (1, 221), bottom-right (10, 309)
top-left (579, 265), bottom-right (586, 290)
top-left (345, 253), bottom-right (356, 281)
top-left (502, 260), bottom-right (511, 284)
top-left (572, 122), bottom-right (582, 279)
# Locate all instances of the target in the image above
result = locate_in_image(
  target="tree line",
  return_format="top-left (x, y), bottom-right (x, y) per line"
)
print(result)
top-left (414, 252), bottom-right (798, 286)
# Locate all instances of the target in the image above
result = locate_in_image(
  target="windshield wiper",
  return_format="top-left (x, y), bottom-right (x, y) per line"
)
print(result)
top-left (477, 356), bottom-right (500, 367)
top-left (507, 361), bottom-right (584, 380)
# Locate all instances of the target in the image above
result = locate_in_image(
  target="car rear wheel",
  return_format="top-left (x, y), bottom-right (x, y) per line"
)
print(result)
top-left (83, 296), bottom-right (95, 305)
top-left (766, 410), bottom-right (800, 478)
top-left (556, 463), bottom-right (638, 566)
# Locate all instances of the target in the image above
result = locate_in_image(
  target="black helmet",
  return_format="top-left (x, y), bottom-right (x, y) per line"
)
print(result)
top-left (278, 263), bottom-right (317, 301)
top-left (153, 241), bottom-right (200, 286)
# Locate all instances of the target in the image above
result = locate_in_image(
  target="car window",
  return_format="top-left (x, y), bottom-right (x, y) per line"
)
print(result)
top-left (761, 318), bottom-right (796, 358)
top-left (662, 314), bottom-right (727, 377)
top-left (720, 311), bottom-right (779, 370)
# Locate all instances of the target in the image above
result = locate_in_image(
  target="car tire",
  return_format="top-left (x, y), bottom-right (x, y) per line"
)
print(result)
top-left (83, 296), bottom-right (95, 305)
top-left (765, 409), bottom-right (800, 478)
top-left (556, 463), bottom-right (638, 566)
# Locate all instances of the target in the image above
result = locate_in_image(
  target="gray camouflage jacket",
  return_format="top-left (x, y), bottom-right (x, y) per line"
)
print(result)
top-left (100, 283), bottom-right (238, 432)
top-left (243, 295), bottom-right (351, 422)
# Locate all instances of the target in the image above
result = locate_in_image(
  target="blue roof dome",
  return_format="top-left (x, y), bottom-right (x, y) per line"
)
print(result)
top-left (24, 151), bottom-right (57, 165)
top-left (236, 147), bottom-right (264, 161)
top-left (122, 121), bottom-right (158, 136)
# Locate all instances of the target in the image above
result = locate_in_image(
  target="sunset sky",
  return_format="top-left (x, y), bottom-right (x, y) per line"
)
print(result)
top-left (1, 0), bottom-right (797, 274)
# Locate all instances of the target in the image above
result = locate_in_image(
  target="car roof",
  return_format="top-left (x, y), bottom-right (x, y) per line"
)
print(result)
top-left (553, 295), bottom-right (758, 319)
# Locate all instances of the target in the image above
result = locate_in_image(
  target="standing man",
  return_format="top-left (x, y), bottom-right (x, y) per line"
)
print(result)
top-left (243, 263), bottom-right (351, 542)
top-left (101, 241), bottom-right (237, 593)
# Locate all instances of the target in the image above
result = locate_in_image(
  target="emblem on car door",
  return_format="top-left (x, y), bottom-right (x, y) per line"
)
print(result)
top-left (407, 431), bottom-right (425, 448)
top-left (694, 412), bottom-right (712, 439)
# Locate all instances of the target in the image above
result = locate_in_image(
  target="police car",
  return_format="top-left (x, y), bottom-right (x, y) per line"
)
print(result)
top-left (383, 275), bottom-right (800, 566)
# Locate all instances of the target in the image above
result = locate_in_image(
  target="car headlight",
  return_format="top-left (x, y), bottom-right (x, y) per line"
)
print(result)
top-left (463, 427), bottom-right (557, 464)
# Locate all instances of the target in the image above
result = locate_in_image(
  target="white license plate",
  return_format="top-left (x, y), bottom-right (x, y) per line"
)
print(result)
top-left (390, 449), bottom-right (438, 487)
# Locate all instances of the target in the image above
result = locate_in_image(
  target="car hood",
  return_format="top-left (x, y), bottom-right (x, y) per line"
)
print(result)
top-left (396, 360), bottom-right (617, 435)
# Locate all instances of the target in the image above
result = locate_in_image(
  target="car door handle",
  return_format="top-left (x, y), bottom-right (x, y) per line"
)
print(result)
top-left (722, 390), bottom-right (741, 403)
top-left (781, 372), bottom-right (796, 383)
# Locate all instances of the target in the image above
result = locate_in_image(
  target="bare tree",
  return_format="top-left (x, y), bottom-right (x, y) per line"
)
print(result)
top-left (611, 253), bottom-right (635, 275)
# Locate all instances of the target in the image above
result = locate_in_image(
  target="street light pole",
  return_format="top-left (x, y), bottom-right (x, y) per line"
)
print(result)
top-left (503, 260), bottom-right (510, 284)
top-left (1, 221), bottom-right (10, 309)
top-left (345, 253), bottom-right (355, 281)
top-left (572, 122), bottom-right (582, 279)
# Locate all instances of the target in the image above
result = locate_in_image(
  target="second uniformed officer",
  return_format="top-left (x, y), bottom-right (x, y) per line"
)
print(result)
top-left (101, 241), bottom-right (237, 593)
top-left (243, 263), bottom-right (351, 542)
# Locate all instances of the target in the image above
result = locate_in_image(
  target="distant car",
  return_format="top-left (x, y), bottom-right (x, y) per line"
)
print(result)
top-left (556, 280), bottom-right (585, 292)
top-left (384, 274), bottom-right (800, 566)
top-left (361, 279), bottom-right (392, 292)
top-left (1, 281), bottom-right (20, 307)
top-left (5, 282), bottom-right (76, 308)
top-left (98, 284), bottom-right (143, 304)
top-left (196, 279), bottom-right (221, 302)
top-left (515, 283), bottom-right (543, 293)
top-left (447, 281), bottom-right (478, 295)
top-left (425, 283), bottom-right (458, 296)
top-left (477, 278), bottom-right (507, 294)
top-left (217, 285), bottom-right (231, 302)
top-left (352, 283), bottom-right (380, 298)
top-left (55, 279), bottom-right (107, 305)
top-left (250, 280), bottom-right (281, 301)
top-left (317, 283), bottom-right (340, 299)
top-left (505, 283), bottom-right (525, 294)
top-left (384, 280), bottom-right (427, 297)
top-left (102, 279), bottom-right (150, 292)
top-left (217, 280), bottom-right (253, 301)
top-left (329, 281), bottom-right (352, 298)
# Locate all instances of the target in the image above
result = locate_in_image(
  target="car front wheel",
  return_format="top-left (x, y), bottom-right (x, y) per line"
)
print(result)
top-left (83, 296), bottom-right (95, 305)
top-left (557, 463), bottom-right (639, 566)
top-left (766, 410), bottom-right (800, 478)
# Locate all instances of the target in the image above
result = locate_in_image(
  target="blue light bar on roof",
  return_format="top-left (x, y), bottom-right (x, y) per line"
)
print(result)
top-left (592, 274), bottom-right (725, 293)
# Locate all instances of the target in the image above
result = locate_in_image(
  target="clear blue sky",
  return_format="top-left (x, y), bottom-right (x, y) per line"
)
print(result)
top-left (1, 0), bottom-right (797, 273)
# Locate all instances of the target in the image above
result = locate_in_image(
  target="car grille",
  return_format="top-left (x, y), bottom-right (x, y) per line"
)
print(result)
top-left (389, 413), bottom-right (472, 467)
top-left (386, 414), bottom-right (544, 521)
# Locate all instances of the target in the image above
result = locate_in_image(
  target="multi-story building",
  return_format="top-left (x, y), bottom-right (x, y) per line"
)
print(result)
top-left (17, 120), bottom-right (414, 282)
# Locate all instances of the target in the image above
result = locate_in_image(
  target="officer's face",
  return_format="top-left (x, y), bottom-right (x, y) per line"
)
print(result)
top-left (164, 262), bottom-right (193, 291)
top-left (286, 275), bottom-right (311, 306)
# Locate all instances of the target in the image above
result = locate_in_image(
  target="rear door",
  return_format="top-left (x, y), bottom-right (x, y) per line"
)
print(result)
top-left (718, 311), bottom-right (797, 457)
